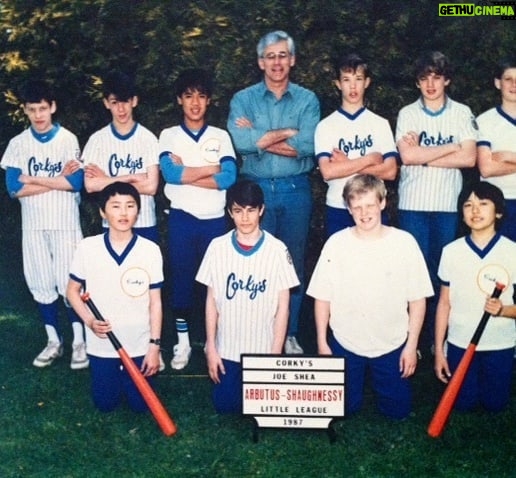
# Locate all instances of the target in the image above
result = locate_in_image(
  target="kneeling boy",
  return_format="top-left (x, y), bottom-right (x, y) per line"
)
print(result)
top-left (67, 182), bottom-right (163, 413)
top-left (196, 180), bottom-right (299, 413)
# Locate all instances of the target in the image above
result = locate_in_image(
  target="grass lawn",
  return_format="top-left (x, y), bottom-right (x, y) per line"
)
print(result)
top-left (1, 214), bottom-right (515, 477)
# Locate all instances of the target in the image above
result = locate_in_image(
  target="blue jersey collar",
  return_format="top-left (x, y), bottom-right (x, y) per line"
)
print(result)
top-left (337, 106), bottom-right (366, 120)
top-left (110, 122), bottom-right (138, 140)
top-left (231, 230), bottom-right (265, 256)
top-left (30, 123), bottom-right (60, 143)
top-left (104, 232), bottom-right (138, 265)
top-left (465, 232), bottom-right (501, 259)
top-left (419, 96), bottom-right (449, 117)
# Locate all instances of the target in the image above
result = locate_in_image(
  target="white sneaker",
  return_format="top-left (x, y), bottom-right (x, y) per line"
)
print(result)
top-left (33, 341), bottom-right (63, 367)
top-left (70, 342), bottom-right (89, 370)
top-left (159, 352), bottom-right (166, 372)
top-left (284, 336), bottom-right (303, 354)
top-left (170, 344), bottom-right (191, 370)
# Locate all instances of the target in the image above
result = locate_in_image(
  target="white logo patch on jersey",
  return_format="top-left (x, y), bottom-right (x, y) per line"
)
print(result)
top-left (476, 264), bottom-right (510, 295)
top-left (121, 267), bottom-right (150, 297)
top-left (201, 137), bottom-right (222, 163)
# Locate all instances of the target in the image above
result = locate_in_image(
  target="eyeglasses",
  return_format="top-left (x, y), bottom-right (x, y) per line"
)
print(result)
top-left (262, 52), bottom-right (290, 61)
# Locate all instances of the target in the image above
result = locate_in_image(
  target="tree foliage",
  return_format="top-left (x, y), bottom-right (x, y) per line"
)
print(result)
top-left (0, 0), bottom-right (514, 235)
top-left (1, 0), bottom-right (514, 147)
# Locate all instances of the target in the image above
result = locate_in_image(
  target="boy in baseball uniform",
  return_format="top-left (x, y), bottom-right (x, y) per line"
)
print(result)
top-left (477, 59), bottom-right (516, 241)
top-left (82, 70), bottom-right (160, 243)
top-left (1, 79), bottom-right (87, 369)
top-left (434, 181), bottom-right (516, 412)
top-left (396, 51), bottom-right (477, 350)
top-left (196, 180), bottom-right (299, 413)
top-left (314, 52), bottom-right (397, 237)
top-left (67, 182), bottom-right (163, 412)
top-left (159, 68), bottom-right (237, 370)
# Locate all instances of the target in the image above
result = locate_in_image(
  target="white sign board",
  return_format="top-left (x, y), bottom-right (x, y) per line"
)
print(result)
top-left (242, 355), bottom-right (345, 430)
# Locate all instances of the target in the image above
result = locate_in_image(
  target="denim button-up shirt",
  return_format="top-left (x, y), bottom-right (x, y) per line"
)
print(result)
top-left (227, 81), bottom-right (320, 179)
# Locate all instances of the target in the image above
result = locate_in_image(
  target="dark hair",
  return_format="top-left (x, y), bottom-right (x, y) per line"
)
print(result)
top-left (174, 68), bottom-right (213, 98)
top-left (334, 53), bottom-right (370, 79)
top-left (457, 181), bottom-right (505, 233)
top-left (102, 70), bottom-right (137, 101)
top-left (495, 58), bottom-right (516, 79)
top-left (98, 181), bottom-right (141, 212)
top-left (415, 51), bottom-right (452, 80)
top-left (20, 79), bottom-right (55, 104)
top-left (226, 180), bottom-right (264, 209)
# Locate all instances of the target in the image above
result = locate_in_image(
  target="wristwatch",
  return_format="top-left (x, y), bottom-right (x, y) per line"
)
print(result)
top-left (149, 338), bottom-right (161, 346)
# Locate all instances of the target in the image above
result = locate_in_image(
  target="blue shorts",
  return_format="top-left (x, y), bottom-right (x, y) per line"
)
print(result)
top-left (447, 342), bottom-right (514, 412)
top-left (212, 359), bottom-right (242, 414)
top-left (330, 334), bottom-right (412, 419)
top-left (89, 355), bottom-right (154, 413)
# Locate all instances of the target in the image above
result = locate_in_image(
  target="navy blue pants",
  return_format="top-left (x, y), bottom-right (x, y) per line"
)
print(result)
top-left (89, 355), bottom-right (154, 413)
top-left (330, 335), bottom-right (412, 419)
top-left (447, 342), bottom-right (514, 412)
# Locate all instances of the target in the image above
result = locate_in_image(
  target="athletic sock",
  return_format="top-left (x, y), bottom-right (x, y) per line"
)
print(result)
top-left (71, 321), bottom-right (86, 345)
top-left (175, 318), bottom-right (190, 348)
top-left (65, 306), bottom-right (86, 345)
top-left (37, 300), bottom-right (60, 339)
top-left (45, 324), bottom-right (60, 344)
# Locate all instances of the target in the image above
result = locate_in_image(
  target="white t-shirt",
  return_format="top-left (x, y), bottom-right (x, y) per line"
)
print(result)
top-left (307, 227), bottom-right (433, 357)
top-left (70, 233), bottom-right (164, 358)
top-left (438, 234), bottom-right (516, 350)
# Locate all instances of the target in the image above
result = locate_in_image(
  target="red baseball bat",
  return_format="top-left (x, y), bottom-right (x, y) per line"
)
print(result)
top-left (427, 282), bottom-right (505, 438)
top-left (81, 293), bottom-right (177, 437)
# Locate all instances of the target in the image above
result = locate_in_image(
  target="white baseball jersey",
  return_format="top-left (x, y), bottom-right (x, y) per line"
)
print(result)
top-left (315, 107), bottom-right (397, 209)
top-left (307, 227), bottom-right (433, 357)
top-left (196, 230), bottom-right (299, 362)
top-left (70, 233), bottom-right (164, 358)
top-left (1, 124), bottom-right (83, 304)
top-left (82, 123), bottom-right (159, 228)
top-left (396, 97), bottom-right (478, 212)
top-left (477, 106), bottom-right (516, 199)
top-left (1, 125), bottom-right (82, 230)
top-left (438, 234), bottom-right (516, 351)
top-left (159, 124), bottom-right (236, 219)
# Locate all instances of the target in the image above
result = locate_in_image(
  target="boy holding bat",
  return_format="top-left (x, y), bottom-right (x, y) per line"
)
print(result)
top-left (67, 182), bottom-right (164, 413)
top-left (196, 180), bottom-right (299, 413)
top-left (434, 181), bottom-right (516, 412)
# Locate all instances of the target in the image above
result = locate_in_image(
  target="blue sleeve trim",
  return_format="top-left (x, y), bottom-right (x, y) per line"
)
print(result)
top-left (214, 157), bottom-right (237, 190)
top-left (65, 169), bottom-right (84, 191)
top-left (477, 140), bottom-right (491, 148)
top-left (314, 152), bottom-right (331, 167)
top-left (383, 151), bottom-right (399, 162)
top-left (69, 273), bottom-right (86, 288)
top-left (5, 167), bottom-right (24, 197)
top-left (159, 151), bottom-right (184, 184)
top-left (150, 281), bottom-right (164, 289)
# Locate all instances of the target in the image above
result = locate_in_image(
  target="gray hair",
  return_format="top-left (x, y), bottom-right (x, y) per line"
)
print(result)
top-left (257, 30), bottom-right (295, 58)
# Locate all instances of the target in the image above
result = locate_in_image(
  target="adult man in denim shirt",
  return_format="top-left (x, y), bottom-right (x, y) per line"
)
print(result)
top-left (227, 30), bottom-right (320, 354)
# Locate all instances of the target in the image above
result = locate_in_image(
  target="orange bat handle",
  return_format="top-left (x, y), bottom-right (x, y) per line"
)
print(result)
top-left (427, 282), bottom-right (505, 438)
top-left (81, 293), bottom-right (177, 436)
